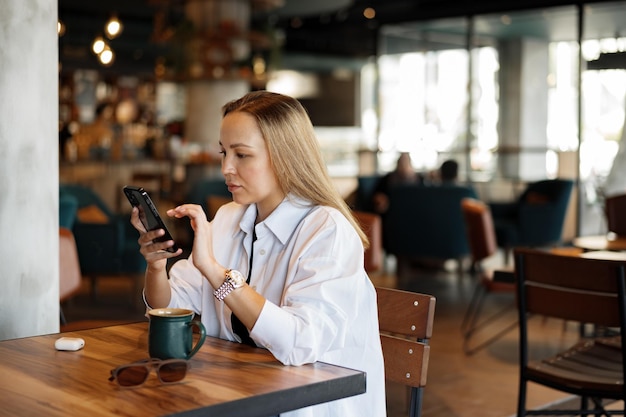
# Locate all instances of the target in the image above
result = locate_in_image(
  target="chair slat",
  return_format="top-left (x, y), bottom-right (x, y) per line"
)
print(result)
top-left (377, 288), bottom-right (435, 339)
top-left (380, 335), bottom-right (430, 387)
top-left (376, 286), bottom-right (436, 417)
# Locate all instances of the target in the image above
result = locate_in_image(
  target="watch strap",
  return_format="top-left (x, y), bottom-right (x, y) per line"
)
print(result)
top-left (214, 279), bottom-right (235, 301)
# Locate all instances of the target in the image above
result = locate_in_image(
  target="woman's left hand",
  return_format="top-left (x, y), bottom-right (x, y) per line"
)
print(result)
top-left (167, 204), bottom-right (221, 282)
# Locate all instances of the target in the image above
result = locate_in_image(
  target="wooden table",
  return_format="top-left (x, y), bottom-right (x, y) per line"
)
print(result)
top-left (0, 322), bottom-right (366, 417)
top-left (572, 233), bottom-right (626, 252)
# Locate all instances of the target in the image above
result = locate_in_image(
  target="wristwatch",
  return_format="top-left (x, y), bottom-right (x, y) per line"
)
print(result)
top-left (214, 269), bottom-right (246, 301)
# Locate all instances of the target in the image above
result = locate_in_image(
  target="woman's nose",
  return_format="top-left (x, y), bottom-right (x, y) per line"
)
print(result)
top-left (221, 157), bottom-right (234, 175)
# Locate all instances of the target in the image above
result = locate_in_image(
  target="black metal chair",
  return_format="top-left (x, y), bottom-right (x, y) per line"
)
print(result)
top-left (514, 248), bottom-right (626, 417)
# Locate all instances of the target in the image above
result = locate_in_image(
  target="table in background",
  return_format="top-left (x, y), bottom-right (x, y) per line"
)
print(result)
top-left (573, 233), bottom-right (626, 252)
top-left (0, 322), bottom-right (366, 417)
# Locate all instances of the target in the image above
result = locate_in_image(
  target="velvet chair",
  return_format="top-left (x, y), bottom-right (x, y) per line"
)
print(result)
top-left (59, 192), bottom-right (78, 229)
top-left (59, 183), bottom-right (146, 299)
top-left (353, 175), bottom-right (382, 213)
top-left (187, 178), bottom-right (231, 220)
top-left (384, 184), bottom-right (479, 273)
top-left (489, 178), bottom-right (574, 263)
top-left (604, 192), bottom-right (626, 236)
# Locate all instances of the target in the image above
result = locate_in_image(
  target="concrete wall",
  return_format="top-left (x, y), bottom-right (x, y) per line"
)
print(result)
top-left (0, 0), bottom-right (59, 340)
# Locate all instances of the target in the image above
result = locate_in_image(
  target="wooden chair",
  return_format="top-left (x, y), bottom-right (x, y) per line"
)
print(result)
top-left (460, 198), bottom-right (516, 355)
top-left (376, 287), bottom-right (436, 417)
top-left (514, 248), bottom-right (626, 417)
top-left (354, 210), bottom-right (383, 273)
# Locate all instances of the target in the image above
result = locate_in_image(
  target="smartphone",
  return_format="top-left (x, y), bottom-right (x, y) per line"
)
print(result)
top-left (123, 185), bottom-right (178, 253)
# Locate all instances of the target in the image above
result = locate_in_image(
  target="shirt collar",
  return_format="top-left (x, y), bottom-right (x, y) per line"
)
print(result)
top-left (238, 195), bottom-right (314, 245)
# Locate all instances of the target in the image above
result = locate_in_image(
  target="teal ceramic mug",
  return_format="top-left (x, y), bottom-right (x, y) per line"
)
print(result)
top-left (148, 308), bottom-right (206, 360)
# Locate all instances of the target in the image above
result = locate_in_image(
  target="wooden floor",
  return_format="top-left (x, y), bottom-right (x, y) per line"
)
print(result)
top-left (63, 252), bottom-right (593, 417)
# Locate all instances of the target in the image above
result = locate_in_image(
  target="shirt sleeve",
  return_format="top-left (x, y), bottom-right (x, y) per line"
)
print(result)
top-left (249, 211), bottom-right (367, 366)
top-left (167, 255), bottom-right (205, 313)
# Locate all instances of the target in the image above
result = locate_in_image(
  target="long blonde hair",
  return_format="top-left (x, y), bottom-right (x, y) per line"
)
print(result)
top-left (222, 91), bottom-right (369, 248)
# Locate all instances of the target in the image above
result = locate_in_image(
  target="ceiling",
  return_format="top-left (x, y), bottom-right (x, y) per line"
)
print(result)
top-left (57, 0), bottom-right (626, 76)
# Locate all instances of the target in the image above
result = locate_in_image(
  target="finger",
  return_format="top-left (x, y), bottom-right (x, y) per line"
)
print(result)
top-left (138, 229), bottom-right (164, 246)
top-left (129, 207), bottom-right (147, 232)
top-left (139, 239), bottom-right (181, 257)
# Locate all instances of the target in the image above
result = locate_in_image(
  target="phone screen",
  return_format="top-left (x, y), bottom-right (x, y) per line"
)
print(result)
top-left (123, 186), bottom-right (178, 252)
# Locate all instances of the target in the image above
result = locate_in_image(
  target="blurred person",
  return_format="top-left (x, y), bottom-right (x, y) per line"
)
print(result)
top-left (130, 91), bottom-right (386, 417)
top-left (439, 159), bottom-right (459, 184)
top-left (371, 152), bottom-right (422, 214)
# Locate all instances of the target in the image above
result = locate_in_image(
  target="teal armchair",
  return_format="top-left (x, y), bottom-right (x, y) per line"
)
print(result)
top-left (384, 184), bottom-right (479, 273)
top-left (489, 178), bottom-right (574, 263)
top-left (59, 184), bottom-right (146, 298)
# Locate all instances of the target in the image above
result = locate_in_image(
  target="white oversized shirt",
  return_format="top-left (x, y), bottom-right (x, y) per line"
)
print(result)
top-left (164, 195), bottom-right (386, 417)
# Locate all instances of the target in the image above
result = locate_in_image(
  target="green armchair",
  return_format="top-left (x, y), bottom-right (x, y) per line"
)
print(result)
top-left (489, 178), bottom-right (574, 263)
top-left (59, 184), bottom-right (146, 298)
top-left (384, 184), bottom-right (479, 273)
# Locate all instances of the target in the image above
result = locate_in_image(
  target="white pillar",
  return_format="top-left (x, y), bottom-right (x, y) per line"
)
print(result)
top-left (185, 79), bottom-right (249, 147)
top-left (498, 38), bottom-right (550, 180)
top-left (0, 0), bottom-right (59, 339)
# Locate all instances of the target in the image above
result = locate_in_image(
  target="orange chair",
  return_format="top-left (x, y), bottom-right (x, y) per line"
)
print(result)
top-left (460, 198), bottom-right (516, 355)
top-left (353, 210), bottom-right (383, 273)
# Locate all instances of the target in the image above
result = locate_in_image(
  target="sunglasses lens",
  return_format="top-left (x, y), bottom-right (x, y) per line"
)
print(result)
top-left (158, 361), bottom-right (188, 383)
top-left (116, 365), bottom-right (150, 387)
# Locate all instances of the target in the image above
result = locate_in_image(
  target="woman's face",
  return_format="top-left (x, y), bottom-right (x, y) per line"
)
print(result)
top-left (219, 111), bottom-right (284, 221)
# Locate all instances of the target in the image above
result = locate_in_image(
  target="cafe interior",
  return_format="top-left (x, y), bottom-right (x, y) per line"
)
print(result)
top-left (3, 0), bottom-right (626, 415)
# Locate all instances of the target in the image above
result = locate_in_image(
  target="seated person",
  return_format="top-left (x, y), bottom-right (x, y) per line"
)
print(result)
top-left (426, 158), bottom-right (459, 185)
top-left (440, 159), bottom-right (459, 184)
top-left (371, 152), bottom-right (423, 214)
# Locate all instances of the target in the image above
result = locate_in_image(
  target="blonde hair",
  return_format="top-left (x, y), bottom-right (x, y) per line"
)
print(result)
top-left (222, 91), bottom-right (369, 248)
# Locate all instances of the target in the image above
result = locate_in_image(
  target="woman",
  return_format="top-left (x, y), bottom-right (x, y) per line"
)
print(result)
top-left (132, 91), bottom-right (386, 416)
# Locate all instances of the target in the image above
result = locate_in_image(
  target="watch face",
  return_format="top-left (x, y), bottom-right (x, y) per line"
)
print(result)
top-left (227, 269), bottom-right (246, 287)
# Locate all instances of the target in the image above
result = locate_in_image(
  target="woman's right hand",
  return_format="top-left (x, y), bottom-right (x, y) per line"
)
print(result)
top-left (130, 207), bottom-right (181, 269)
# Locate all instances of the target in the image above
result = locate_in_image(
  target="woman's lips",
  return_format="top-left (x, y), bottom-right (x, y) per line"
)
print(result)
top-left (227, 183), bottom-right (240, 193)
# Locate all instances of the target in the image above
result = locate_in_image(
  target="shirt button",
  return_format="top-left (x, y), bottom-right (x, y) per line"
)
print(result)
top-left (260, 249), bottom-right (266, 255)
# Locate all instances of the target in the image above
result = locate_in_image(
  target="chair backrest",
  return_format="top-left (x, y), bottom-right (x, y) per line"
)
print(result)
top-left (59, 227), bottom-right (82, 302)
top-left (514, 248), bottom-right (626, 330)
top-left (187, 178), bottom-right (231, 217)
top-left (605, 193), bottom-right (626, 236)
top-left (60, 184), bottom-right (114, 223)
top-left (353, 210), bottom-right (383, 273)
top-left (206, 195), bottom-right (233, 220)
top-left (354, 175), bottom-right (381, 212)
top-left (461, 198), bottom-right (498, 264)
top-left (59, 193), bottom-right (79, 229)
top-left (376, 287), bottom-right (436, 417)
top-left (517, 179), bottom-right (574, 245)
top-left (385, 184), bottom-right (478, 259)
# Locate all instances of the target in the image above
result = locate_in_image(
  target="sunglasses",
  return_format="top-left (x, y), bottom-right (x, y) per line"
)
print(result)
top-left (108, 358), bottom-right (188, 387)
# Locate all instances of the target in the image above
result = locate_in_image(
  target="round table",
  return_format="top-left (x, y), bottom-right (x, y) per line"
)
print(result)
top-left (572, 233), bottom-right (626, 252)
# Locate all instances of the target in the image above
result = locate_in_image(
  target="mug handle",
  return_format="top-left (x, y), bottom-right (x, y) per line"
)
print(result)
top-left (186, 319), bottom-right (206, 359)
